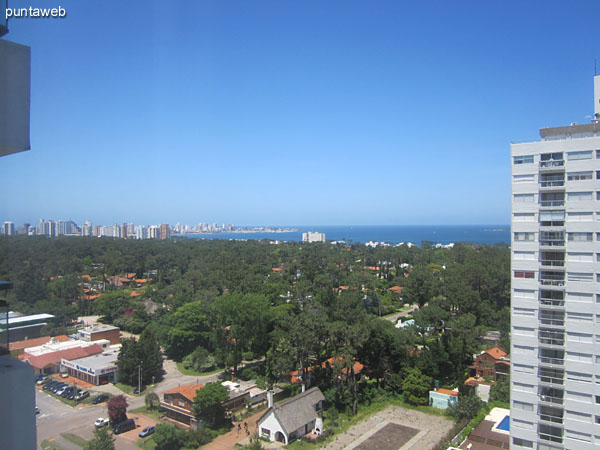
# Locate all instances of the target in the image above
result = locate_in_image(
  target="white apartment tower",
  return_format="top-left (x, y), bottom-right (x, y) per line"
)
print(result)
top-left (511, 75), bottom-right (600, 449)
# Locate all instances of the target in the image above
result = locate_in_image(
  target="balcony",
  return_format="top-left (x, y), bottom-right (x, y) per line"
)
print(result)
top-left (539, 389), bottom-right (564, 405)
top-left (539, 160), bottom-right (565, 170)
top-left (539, 279), bottom-right (565, 287)
top-left (539, 411), bottom-right (564, 425)
top-left (540, 200), bottom-right (565, 208)
top-left (540, 260), bottom-right (565, 268)
top-left (540, 356), bottom-right (564, 366)
top-left (540, 298), bottom-right (565, 308)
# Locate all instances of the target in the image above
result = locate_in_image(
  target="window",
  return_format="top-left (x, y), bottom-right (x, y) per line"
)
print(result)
top-left (514, 232), bottom-right (535, 241)
top-left (514, 309), bottom-right (535, 317)
top-left (566, 372), bottom-right (592, 383)
top-left (514, 289), bottom-right (535, 298)
top-left (513, 327), bottom-right (534, 337)
top-left (566, 291), bottom-right (593, 302)
top-left (567, 150), bottom-right (593, 160)
top-left (513, 363), bottom-right (534, 373)
top-left (565, 410), bottom-right (591, 422)
top-left (514, 155), bottom-right (534, 164)
top-left (514, 271), bottom-right (535, 279)
top-left (566, 332), bottom-right (593, 343)
top-left (564, 429), bottom-right (591, 442)
top-left (514, 251), bottom-right (535, 260)
top-left (567, 232), bottom-right (592, 242)
top-left (567, 191), bottom-right (592, 201)
top-left (514, 174), bottom-right (535, 182)
top-left (567, 171), bottom-right (593, 181)
top-left (567, 212), bottom-right (593, 221)
top-left (514, 344), bottom-right (534, 352)
top-left (566, 311), bottom-right (593, 322)
top-left (512, 438), bottom-right (533, 448)
top-left (566, 252), bottom-right (593, 262)
top-left (513, 382), bottom-right (535, 392)
top-left (566, 351), bottom-right (592, 362)
top-left (514, 193), bottom-right (534, 202)
top-left (514, 212), bottom-right (535, 222)
top-left (567, 272), bottom-right (593, 282)
top-left (513, 400), bottom-right (534, 411)
top-left (565, 390), bottom-right (591, 401)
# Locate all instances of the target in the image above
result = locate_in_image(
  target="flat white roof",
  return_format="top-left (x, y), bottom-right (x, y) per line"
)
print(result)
top-left (8, 313), bottom-right (54, 325)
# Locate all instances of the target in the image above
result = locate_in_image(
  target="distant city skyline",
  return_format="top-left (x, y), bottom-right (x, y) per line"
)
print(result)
top-left (1, 1), bottom-right (600, 225)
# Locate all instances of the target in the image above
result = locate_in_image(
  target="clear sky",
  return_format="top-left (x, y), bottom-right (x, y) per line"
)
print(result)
top-left (1, 0), bottom-right (599, 226)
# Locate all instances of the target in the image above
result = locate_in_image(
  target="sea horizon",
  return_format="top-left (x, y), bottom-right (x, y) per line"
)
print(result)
top-left (175, 224), bottom-right (511, 246)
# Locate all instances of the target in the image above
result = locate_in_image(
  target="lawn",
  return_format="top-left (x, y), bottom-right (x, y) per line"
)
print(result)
top-left (114, 382), bottom-right (156, 396)
top-left (286, 396), bottom-right (450, 449)
top-left (130, 405), bottom-right (164, 421)
top-left (60, 433), bottom-right (88, 448)
top-left (40, 440), bottom-right (66, 450)
top-left (175, 362), bottom-right (224, 377)
top-left (137, 438), bottom-right (157, 450)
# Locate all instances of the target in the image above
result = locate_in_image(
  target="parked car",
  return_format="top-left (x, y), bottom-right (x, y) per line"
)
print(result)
top-left (94, 417), bottom-right (109, 428)
top-left (60, 372), bottom-right (69, 378)
top-left (56, 386), bottom-right (69, 396)
top-left (139, 426), bottom-right (155, 438)
top-left (42, 381), bottom-right (55, 391)
top-left (133, 386), bottom-right (145, 395)
top-left (52, 383), bottom-right (67, 394)
top-left (67, 388), bottom-right (81, 400)
top-left (36, 377), bottom-right (49, 386)
top-left (113, 419), bottom-right (135, 435)
top-left (92, 394), bottom-right (109, 404)
top-left (61, 386), bottom-right (76, 398)
top-left (35, 406), bottom-right (40, 415)
top-left (75, 390), bottom-right (89, 401)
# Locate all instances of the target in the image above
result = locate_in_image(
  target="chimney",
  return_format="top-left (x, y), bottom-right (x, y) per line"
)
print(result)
top-left (595, 75), bottom-right (600, 121)
top-left (267, 390), bottom-right (273, 408)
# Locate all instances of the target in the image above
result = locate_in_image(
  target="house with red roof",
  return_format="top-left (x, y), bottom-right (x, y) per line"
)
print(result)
top-left (160, 384), bottom-right (204, 428)
top-left (21, 344), bottom-right (104, 374)
top-left (469, 346), bottom-right (510, 381)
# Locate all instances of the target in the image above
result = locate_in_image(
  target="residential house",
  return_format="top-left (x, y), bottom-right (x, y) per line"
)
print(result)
top-left (469, 346), bottom-right (510, 381)
top-left (160, 384), bottom-right (204, 428)
top-left (258, 387), bottom-right (325, 444)
top-left (429, 388), bottom-right (458, 410)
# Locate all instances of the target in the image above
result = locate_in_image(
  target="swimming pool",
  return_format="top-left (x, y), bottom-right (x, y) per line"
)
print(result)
top-left (497, 415), bottom-right (510, 431)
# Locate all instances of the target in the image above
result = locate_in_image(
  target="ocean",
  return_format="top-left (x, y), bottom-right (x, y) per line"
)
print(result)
top-left (175, 225), bottom-right (510, 246)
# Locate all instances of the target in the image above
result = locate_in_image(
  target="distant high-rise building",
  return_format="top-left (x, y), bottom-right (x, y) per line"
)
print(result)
top-left (121, 223), bottom-right (127, 239)
top-left (302, 232), bottom-right (326, 243)
top-left (510, 75), bottom-right (600, 450)
top-left (160, 223), bottom-right (170, 240)
top-left (2, 221), bottom-right (14, 235)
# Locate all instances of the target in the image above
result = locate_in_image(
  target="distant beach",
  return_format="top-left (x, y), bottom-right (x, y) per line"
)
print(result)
top-left (176, 225), bottom-right (510, 246)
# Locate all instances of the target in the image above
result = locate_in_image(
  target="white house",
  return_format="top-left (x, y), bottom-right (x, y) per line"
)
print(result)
top-left (257, 387), bottom-right (325, 444)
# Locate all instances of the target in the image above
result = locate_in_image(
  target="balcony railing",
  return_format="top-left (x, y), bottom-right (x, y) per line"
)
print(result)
top-left (539, 337), bottom-right (564, 346)
top-left (540, 356), bottom-right (564, 365)
top-left (540, 181), bottom-right (565, 188)
top-left (540, 160), bottom-right (565, 168)
top-left (540, 279), bottom-right (565, 287)
top-left (539, 432), bottom-right (563, 444)
top-left (539, 240), bottom-right (565, 247)
top-left (540, 414), bottom-right (564, 424)
top-left (540, 201), bottom-right (565, 207)
top-left (540, 299), bottom-right (565, 307)
top-left (540, 260), bottom-right (565, 267)
top-left (539, 375), bottom-right (564, 385)
top-left (540, 221), bottom-right (565, 227)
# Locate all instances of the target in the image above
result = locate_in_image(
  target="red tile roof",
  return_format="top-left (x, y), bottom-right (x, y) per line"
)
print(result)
top-left (286, 357), bottom-right (364, 384)
top-left (163, 384), bottom-right (205, 402)
top-left (434, 388), bottom-right (459, 396)
top-left (484, 346), bottom-right (507, 360)
top-left (9, 335), bottom-right (70, 351)
top-left (271, 267), bottom-right (284, 273)
top-left (388, 286), bottom-right (404, 294)
top-left (22, 344), bottom-right (103, 369)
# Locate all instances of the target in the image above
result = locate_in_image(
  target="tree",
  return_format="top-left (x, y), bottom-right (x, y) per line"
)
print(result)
top-left (192, 382), bottom-right (229, 428)
top-left (116, 338), bottom-right (141, 386)
top-left (402, 367), bottom-right (432, 405)
top-left (153, 424), bottom-right (180, 450)
top-left (489, 377), bottom-right (510, 403)
top-left (145, 392), bottom-right (160, 410)
top-left (139, 328), bottom-right (163, 384)
top-left (402, 268), bottom-right (436, 308)
top-left (447, 393), bottom-right (484, 420)
top-left (107, 395), bottom-right (128, 424)
top-left (85, 426), bottom-right (115, 450)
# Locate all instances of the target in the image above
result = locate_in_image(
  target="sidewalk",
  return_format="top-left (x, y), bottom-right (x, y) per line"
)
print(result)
top-left (201, 409), bottom-right (264, 450)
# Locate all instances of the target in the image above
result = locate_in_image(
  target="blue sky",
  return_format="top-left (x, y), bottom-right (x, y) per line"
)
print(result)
top-left (1, 0), bottom-right (599, 226)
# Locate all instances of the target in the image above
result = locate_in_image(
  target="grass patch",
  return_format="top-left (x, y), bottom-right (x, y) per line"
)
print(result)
top-left (175, 362), bottom-right (224, 377)
top-left (60, 433), bottom-right (88, 448)
top-left (286, 396), bottom-right (450, 449)
top-left (130, 405), bottom-right (164, 421)
top-left (114, 382), bottom-right (157, 397)
top-left (137, 438), bottom-right (157, 450)
top-left (40, 440), bottom-right (67, 450)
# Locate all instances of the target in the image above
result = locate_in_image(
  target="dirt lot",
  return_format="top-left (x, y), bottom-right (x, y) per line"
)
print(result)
top-left (354, 423), bottom-right (419, 450)
top-left (322, 406), bottom-right (453, 450)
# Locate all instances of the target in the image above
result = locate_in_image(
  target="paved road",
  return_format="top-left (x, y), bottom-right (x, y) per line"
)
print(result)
top-left (382, 304), bottom-right (418, 323)
top-left (35, 357), bottom-right (224, 449)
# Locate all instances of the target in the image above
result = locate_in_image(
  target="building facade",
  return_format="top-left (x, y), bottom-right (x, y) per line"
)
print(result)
top-left (510, 75), bottom-right (600, 449)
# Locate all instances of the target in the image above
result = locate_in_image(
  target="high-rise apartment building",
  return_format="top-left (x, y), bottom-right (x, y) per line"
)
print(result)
top-left (2, 221), bottom-right (14, 235)
top-left (510, 76), bottom-right (600, 450)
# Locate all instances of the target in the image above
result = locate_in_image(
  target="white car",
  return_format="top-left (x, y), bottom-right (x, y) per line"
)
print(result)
top-left (94, 418), bottom-right (110, 428)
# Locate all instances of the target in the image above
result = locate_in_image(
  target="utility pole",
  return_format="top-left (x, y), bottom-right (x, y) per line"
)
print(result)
top-left (138, 360), bottom-right (143, 394)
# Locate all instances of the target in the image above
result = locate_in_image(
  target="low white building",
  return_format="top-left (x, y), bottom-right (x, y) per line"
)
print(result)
top-left (257, 387), bottom-right (325, 444)
top-left (302, 232), bottom-right (325, 243)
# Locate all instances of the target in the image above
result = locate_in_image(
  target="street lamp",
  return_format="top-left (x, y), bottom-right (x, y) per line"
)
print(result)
top-left (138, 360), bottom-right (143, 394)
